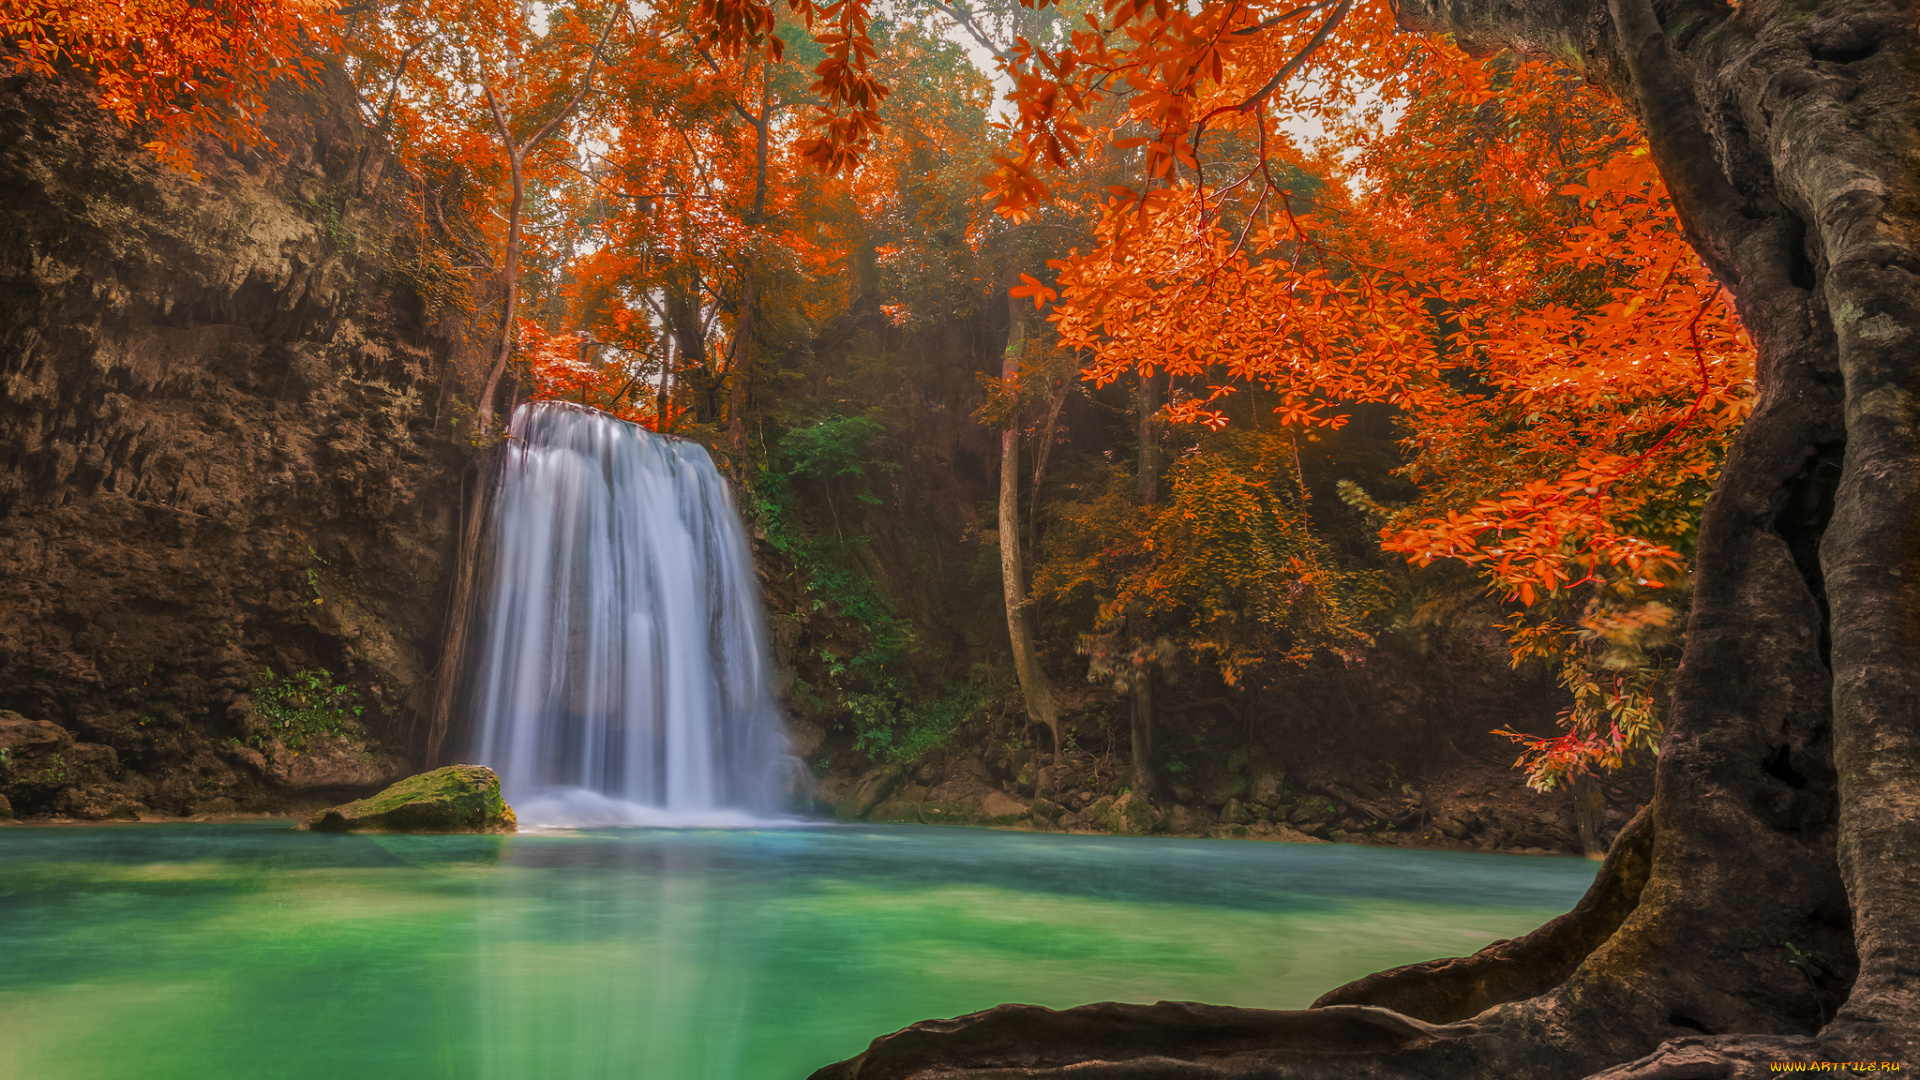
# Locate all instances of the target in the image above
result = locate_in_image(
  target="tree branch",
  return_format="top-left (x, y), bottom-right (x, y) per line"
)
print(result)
top-left (925, 0), bottom-right (1012, 62)
top-left (522, 8), bottom-right (623, 152)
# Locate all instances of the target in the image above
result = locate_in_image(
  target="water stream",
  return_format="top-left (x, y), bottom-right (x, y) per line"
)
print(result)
top-left (467, 402), bottom-right (791, 827)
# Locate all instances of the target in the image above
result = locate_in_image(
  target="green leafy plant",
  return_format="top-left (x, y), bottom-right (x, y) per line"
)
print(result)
top-left (849, 681), bottom-right (987, 764)
top-left (253, 668), bottom-right (364, 752)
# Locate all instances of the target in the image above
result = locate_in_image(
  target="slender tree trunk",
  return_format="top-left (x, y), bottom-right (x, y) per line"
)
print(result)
top-left (1028, 386), bottom-right (1066, 542)
top-left (475, 147), bottom-right (524, 434)
top-left (657, 332), bottom-right (675, 433)
top-left (1001, 276), bottom-right (1061, 755)
top-left (1569, 772), bottom-right (1607, 859)
top-left (471, 16), bottom-right (617, 435)
top-left (727, 259), bottom-right (757, 461)
top-left (727, 68), bottom-right (770, 464)
top-left (1130, 369), bottom-right (1162, 795)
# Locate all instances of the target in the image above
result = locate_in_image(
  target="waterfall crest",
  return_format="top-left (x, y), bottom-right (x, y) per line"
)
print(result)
top-left (468, 401), bottom-right (792, 827)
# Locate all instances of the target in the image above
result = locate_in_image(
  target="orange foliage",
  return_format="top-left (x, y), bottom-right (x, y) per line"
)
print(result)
top-left (2, 0), bottom-right (338, 173)
top-left (1005, 8), bottom-right (1752, 786)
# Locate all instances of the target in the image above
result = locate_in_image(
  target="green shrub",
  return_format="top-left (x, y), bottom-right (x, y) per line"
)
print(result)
top-left (850, 681), bottom-right (986, 764)
top-left (254, 668), bottom-right (364, 751)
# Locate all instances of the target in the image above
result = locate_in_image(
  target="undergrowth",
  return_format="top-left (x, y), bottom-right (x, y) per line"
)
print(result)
top-left (253, 668), bottom-right (364, 752)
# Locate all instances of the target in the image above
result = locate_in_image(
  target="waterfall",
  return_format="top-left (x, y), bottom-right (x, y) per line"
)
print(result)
top-left (467, 401), bottom-right (793, 827)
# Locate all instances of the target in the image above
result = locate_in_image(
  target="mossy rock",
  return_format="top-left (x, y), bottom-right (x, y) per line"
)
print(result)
top-left (869, 799), bottom-right (925, 823)
top-left (1289, 795), bottom-right (1338, 823)
top-left (923, 801), bottom-right (980, 825)
top-left (1203, 774), bottom-right (1249, 807)
top-left (1105, 790), bottom-right (1158, 836)
top-left (303, 765), bottom-right (516, 834)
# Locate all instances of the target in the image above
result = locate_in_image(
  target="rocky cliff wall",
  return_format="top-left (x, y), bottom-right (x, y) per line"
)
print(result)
top-left (0, 69), bottom-right (481, 820)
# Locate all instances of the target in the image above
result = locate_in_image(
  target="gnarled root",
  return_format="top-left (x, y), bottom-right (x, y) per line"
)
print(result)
top-left (1312, 807), bottom-right (1656, 1023)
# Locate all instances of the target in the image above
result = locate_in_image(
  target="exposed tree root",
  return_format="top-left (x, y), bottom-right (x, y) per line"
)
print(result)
top-left (1311, 807), bottom-right (1656, 1023)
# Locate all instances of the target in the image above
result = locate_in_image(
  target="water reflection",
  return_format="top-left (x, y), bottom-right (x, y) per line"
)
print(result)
top-left (0, 824), bottom-right (1597, 1080)
top-left (472, 838), bottom-right (780, 1080)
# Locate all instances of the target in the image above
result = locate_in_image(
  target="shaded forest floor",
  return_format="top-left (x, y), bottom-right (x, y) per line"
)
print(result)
top-left (800, 690), bottom-right (1655, 858)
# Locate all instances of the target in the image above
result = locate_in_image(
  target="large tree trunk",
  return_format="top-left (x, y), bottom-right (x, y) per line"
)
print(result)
top-left (1001, 279), bottom-right (1063, 755)
top-left (810, 0), bottom-right (1917, 1075)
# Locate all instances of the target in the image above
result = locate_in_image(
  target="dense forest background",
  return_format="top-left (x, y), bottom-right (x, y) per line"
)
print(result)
top-left (0, 0), bottom-right (1724, 858)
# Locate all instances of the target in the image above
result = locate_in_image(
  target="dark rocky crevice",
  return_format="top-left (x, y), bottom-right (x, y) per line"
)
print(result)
top-left (1771, 440), bottom-right (1843, 667)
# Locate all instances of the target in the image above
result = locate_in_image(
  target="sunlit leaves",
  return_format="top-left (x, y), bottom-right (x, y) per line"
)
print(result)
top-left (3, 0), bottom-right (339, 174)
top-left (1027, 24), bottom-right (1751, 785)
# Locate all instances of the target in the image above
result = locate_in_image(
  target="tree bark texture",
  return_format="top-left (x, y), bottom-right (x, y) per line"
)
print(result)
top-left (472, 14), bottom-right (616, 434)
top-left (474, 133), bottom-right (523, 434)
top-left (727, 258), bottom-right (757, 462)
top-left (1131, 371), bottom-right (1163, 796)
top-left (1001, 281), bottom-right (1063, 754)
top-left (425, 444), bottom-right (505, 764)
top-left (811, 0), bottom-right (1917, 1074)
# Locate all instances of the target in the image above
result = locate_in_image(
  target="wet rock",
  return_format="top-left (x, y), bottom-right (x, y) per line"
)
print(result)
top-left (976, 789), bottom-right (1030, 825)
top-left (1105, 790), bottom-right (1160, 835)
top-left (0, 793), bottom-right (11, 819)
top-left (265, 734), bottom-right (408, 792)
top-left (1167, 803), bottom-right (1215, 834)
top-left (917, 780), bottom-right (1031, 826)
top-left (0, 711), bottom-right (67, 755)
top-left (1220, 798), bottom-right (1251, 826)
top-left (1327, 829), bottom-right (1352, 843)
top-left (303, 765), bottom-right (516, 834)
top-left (786, 718), bottom-right (826, 761)
top-left (1032, 797), bottom-right (1066, 822)
top-left (1289, 794), bottom-right (1337, 824)
top-left (1203, 774), bottom-right (1249, 808)
top-left (1034, 766), bottom-right (1058, 798)
top-left (1248, 771), bottom-right (1285, 806)
top-left (1267, 823), bottom-right (1325, 844)
top-left (869, 800), bottom-right (922, 823)
top-left (837, 766), bottom-right (900, 819)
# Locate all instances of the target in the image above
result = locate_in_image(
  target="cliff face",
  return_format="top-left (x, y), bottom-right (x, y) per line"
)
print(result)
top-left (0, 70), bottom-right (479, 820)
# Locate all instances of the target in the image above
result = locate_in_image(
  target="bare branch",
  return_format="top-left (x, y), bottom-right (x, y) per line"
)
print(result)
top-left (924, 0), bottom-right (1013, 62)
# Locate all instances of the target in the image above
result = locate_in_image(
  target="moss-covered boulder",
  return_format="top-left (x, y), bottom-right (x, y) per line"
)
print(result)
top-left (303, 765), bottom-right (516, 834)
top-left (1104, 790), bottom-right (1161, 835)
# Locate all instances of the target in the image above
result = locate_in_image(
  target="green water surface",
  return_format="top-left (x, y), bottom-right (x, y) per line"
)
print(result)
top-left (0, 823), bottom-right (1595, 1080)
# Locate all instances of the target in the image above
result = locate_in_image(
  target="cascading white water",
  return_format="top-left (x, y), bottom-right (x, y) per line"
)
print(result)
top-left (468, 401), bottom-right (793, 827)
